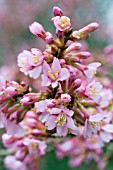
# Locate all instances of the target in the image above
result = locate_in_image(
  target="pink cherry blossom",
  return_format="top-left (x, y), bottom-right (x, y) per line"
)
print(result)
top-left (85, 81), bottom-right (103, 103)
top-left (84, 62), bottom-right (101, 79)
top-left (45, 106), bottom-right (79, 137)
top-left (84, 113), bottom-right (104, 138)
top-left (52, 16), bottom-right (71, 31)
top-left (17, 48), bottom-right (44, 79)
top-left (42, 57), bottom-right (70, 88)
top-left (23, 138), bottom-right (46, 156)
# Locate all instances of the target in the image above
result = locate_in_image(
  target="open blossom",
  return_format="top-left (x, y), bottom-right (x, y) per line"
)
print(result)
top-left (52, 16), bottom-right (71, 31)
top-left (85, 81), bottom-right (103, 103)
top-left (100, 88), bottom-right (113, 108)
top-left (45, 106), bottom-right (79, 137)
top-left (23, 138), bottom-right (46, 156)
top-left (84, 113), bottom-right (104, 138)
top-left (17, 48), bottom-right (44, 79)
top-left (42, 57), bottom-right (70, 88)
top-left (84, 62), bottom-right (101, 79)
top-left (1, 113), bottom-right (25, 137)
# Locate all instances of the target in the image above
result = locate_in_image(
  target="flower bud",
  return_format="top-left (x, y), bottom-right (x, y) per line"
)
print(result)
top-left (29, 22), bottom-right (46, 39)
top-left (15, 148), bottom-right (27, 161)
top-left (61, 94), bottom-right (71, 103)
top-left (64, 43), bottom-right (82, 54)
top-left (45, 32), bottom-right (54, 44)
top-left (73, 79), bottom-right (82, 89)
top-left (79, 22), bottom-right (99, 34)
top-left (74, 51), bottom-right (91, 59)
top-left (53, 6), bottom-right (63, 16)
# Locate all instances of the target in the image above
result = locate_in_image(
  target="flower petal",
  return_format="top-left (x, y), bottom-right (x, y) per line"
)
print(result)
top-left (45, 116), bottom-right (56, 130)
top-left (59, 68), bottom-right (70, 81)
top-left (57, 124), bottom-right (68, 136)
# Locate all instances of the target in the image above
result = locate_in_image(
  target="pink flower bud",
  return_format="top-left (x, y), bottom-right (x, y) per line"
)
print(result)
top-left (79, 22), bottom-right (99, 34)
top-left (65, 43), bottom-right (82, 54)
top-left (45, 32), bottom-right (54, 44)
top-left (73, 79), bottom-right (82, 89)
top-left (15, 148), bottom-right (27, 161)
top-left (74, 51), bottom-right (91, 59)
top-left (53, 6), bottom-right (63, 16)
top-left (29, 22), bottom-right (46, 39)
top-left (59, 59), bottom-right (66, 65)
top-left (61, 94), bottom-right (71, 103)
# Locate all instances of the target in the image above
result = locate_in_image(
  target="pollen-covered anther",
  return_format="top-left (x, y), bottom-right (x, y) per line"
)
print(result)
top-left (93, 68), bottom-right (97, 75)
top-left (32, 55), bottom-right (39, 63)
top-left (55, 114), bottom-right (66, 126)
top-left (30, 142), bottom-right (37, 150)
top-left (48, 67), bottom-right (59, 80)
top-left (58, 16), bottom-right (69, 28)
top-left (90, 86), bottom-right (99, 96)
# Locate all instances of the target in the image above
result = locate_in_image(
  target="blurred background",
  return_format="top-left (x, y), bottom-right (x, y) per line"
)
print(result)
top-left (0, 0), bottom-right (113, 170)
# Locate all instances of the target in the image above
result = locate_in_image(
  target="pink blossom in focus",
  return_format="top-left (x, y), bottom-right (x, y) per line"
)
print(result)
top-left (45, 106), bottom-right (79, 137)
top-left (85, 81), bottom-right (103, 103)
top-left (17, 48), bottom-right (44, 79)
top-left (52, 16), bottom-right (71, 31)
top-left (42, 57), bottom-right (70, 88)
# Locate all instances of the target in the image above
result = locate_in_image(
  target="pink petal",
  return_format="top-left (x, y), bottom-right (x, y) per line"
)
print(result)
top-left (89, 114), bottom-right (104, 122)
top-left (43, 61), bottom-right (51, 75)
top-left (29, 66), bottom-right (42, 79)
top-left (52, 81), bottom-right (58, 88)
top-left (100, 131), bottom-right (112, 143)
top-left (57, 124), bottom-right (68, 136)
top-left (51, 108), bottom-right (61, 114)
top-left (67, 117), bottom-right (79, 135)
top-left (45, 116), bottom-right (56, 130)
top-left (102, 124), bottom-right (113, 133)
top-left (41, 74), bottom-right (51, 86)
top-left (35, 100), bottom-right (47, 112)
top-left (39, 112), bottom-right (50, 123)
top-left (52, 57), bottom-right (61, 72)
top-left (64, 109), bottom-right (74, 116)
top-left (59, 68), bottom-right (70, 81)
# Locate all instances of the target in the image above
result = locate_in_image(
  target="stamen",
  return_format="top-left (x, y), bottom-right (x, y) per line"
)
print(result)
top-left (32, 55), bottom-right (39, 63)
top-left (90, 86), bottom-right (99, 96)
top-left (55, 114), bottom-right (66, 126)
top-left (59, 16), bottom-right (69, 28)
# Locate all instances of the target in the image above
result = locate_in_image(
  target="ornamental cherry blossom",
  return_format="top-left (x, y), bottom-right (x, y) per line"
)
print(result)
top-left (45, 106), bottom-right (79, 137)
top-left (17, 48), bottom-right (44, 79)
top-left (42, 57), bottom-right (70, 88)
top-left (52, 16), bottom-right (71, 31)
top-left (85, 81), bottom-right (103, 103)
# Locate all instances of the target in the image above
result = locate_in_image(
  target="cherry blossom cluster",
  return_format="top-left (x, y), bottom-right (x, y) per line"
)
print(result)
top-left (0, 7), bottom-right (113, 170)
